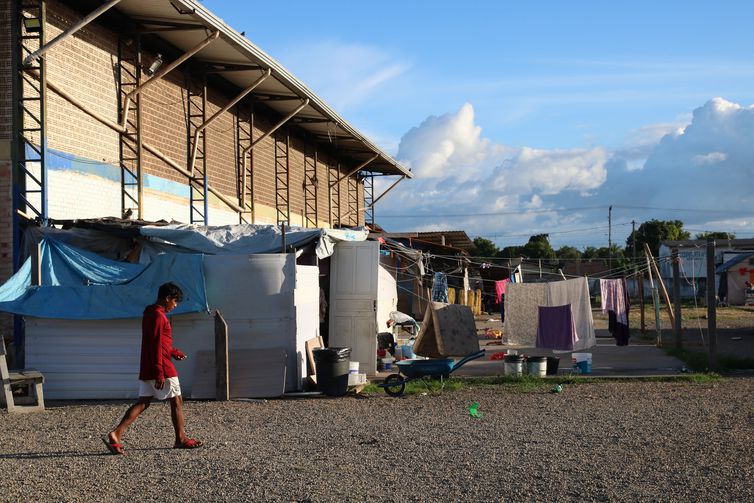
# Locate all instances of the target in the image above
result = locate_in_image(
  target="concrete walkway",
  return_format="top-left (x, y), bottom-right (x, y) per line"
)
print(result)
top-left (454, 335), bottom-right (687, 377)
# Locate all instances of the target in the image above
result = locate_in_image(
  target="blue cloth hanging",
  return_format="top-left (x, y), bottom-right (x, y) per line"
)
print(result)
top-left (431, 272), bottom-right (449, 303)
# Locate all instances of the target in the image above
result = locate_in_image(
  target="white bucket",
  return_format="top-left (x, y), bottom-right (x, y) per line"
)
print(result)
top-left (526, 357), bottom-right (547, 377)
top-left (572, 353), bottom-right (592, 363)
top-left (503, 360), bottom-right (523, 376)
top-left (349, 361), bottom-right (360, 374)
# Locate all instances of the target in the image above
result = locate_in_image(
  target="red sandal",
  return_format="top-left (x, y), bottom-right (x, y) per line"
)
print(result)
top-left (174, 438), bottom-right (203, 449)
top-left (102, 435), bottom-right (124, 455)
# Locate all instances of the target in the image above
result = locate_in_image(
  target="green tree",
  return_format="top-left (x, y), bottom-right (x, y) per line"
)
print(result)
top-left (520, 234), bottom-right (556, 261)
top-left (499, 245), bottom-right (521, 259)
top-left (695, 231), bottom-right (736, 240)
top-left (625, 219), bottom-right (690, 257)
top-left (472, 237), bottom-right (499, 257)
top-left (556, 245), bottom-right (581, 261)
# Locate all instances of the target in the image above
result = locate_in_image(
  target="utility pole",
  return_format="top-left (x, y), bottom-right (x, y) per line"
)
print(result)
top-left (608, 205), bottom-right (613, 274)
top-left (672, 246), bottom-right (682, 350)
top-left (631, 220), bottom-right (637, 265)
top-left (706, 237), bottom-right (718, 370)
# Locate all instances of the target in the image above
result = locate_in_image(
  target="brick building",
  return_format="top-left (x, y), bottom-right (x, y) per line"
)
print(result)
top-left (0, 0), bottom-right (411, 338)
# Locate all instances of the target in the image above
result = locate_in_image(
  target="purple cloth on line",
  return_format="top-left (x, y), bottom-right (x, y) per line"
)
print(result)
top-left (536, 304), bottom-right (578, 351)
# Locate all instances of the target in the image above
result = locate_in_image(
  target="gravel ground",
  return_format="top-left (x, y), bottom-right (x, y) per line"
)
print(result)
top-left (1, 378), bottom-right (753, 502)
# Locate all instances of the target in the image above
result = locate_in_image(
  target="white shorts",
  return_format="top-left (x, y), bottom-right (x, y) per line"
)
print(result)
top-left (138, 377), bottom-right (181, 400)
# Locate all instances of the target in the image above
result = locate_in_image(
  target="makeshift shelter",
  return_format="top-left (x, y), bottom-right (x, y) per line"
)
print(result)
top-left (0, 222), bottom-right (398, 399)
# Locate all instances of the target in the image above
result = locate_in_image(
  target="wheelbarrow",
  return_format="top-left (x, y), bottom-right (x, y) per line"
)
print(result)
top-left (379, 349), bottom-right (486, 397)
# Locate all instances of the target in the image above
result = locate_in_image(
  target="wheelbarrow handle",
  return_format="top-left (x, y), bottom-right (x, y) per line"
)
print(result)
top-left (451, 349), bottom-right (486, 372)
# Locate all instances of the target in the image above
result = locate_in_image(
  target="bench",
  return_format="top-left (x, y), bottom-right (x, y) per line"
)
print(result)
top-left (1, 337), bottom-right (45, 413)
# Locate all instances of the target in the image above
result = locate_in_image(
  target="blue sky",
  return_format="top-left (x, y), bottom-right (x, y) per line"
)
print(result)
top-left (204, 1), bottom-right (754, 249)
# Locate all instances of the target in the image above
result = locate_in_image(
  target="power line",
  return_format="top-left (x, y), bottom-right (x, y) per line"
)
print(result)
top-left (378, 204), bottom-right (754, 219)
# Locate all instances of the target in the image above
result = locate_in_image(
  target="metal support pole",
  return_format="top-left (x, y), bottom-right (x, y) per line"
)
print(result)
top-left (189, 69), bottom-right (269, 175)
top-left (118, 35), bottom-right (143, 219)
top-left (672, 247), bottom-right (682, 350)
top-left (706, 238), bottom-right (718, 370)
top-left (330, 154), bottom-right (378, 188)
top-left (22, 0), bottom-right (122, 66)
top-left (120, 31), bottom-right (219, 130)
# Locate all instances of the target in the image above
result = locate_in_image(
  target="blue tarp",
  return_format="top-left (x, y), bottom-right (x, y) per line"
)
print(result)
top-left (0, 239), bottom-right (207, 319)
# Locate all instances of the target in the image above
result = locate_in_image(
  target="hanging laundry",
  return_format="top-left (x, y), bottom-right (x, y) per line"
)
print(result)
top-left (494, 279), bottom-right (510, 304)
top-left (600, 278), bottom-right (630, 346)
top-left (431, 272), bottom-right (449, 303)
top-left (503, 283), bottom-right (546, 346)
top-left (504, 277), bottom-right (595, 350)
top-left (546, 277), bottom-right (596, 351)
top-left (536, 304), bottom-right (578, 351)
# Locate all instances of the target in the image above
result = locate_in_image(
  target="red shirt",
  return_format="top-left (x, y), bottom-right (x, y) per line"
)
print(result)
top-left (138, 304), bottom-right (182, 381)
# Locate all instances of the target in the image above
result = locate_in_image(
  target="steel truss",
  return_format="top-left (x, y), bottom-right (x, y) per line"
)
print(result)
top-left (186, 70), bottom-right (208, 224)
top-left (236, 102), bottom-right (253, 223)
top-left (15, 0), bottom-right (47, 223)
top-left (328, 162), bottom-right (340, 227)
top-left (117, 35), bottom-right (142, 219)
top-left (363, 173), bottom-right (374, 227)
top-left (347, 175), bottom-right (359, 226)
top-left (274, 129), bottom-right (290, 225)
top-left (303, 144), bottom-right (318, 227)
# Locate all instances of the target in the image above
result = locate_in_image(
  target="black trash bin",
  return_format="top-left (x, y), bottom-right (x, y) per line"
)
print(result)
top-left (546, 356), bottom-right (560, 375)
top-left (313, 347), bottom-right (352, 396)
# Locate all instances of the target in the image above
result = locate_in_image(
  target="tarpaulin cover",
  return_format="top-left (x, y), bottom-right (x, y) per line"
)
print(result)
top-left (140, 224), bottom-right (367, 259)
top-left (0, 239), bottom-right (207, 319)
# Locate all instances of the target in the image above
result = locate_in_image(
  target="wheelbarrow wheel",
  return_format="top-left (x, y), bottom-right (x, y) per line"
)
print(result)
top-left (383, 373), bottom-right (406, 397)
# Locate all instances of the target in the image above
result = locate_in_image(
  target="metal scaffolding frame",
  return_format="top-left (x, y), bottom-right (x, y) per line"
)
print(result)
top-left (186, 70), bottom-right (208, 224)
top-left (117, 35), bottom-right (143, 219)
top-left (328, 161), bottom-right (341, 227)
top-left (236, 102), bottom-right (253, 223)
top-left (347, 175), bottom-right (359, 226)
top-left (363, 173), bottom-right (374, 227)
top-left (14, 0), bottom-right (47, 224)
top-left (274, 129), bottom-right (290, 225)
top-left (303, 143), bottom-right (318, 228)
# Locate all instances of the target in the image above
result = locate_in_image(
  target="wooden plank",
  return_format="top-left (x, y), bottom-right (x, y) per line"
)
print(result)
top-left (305, 336), bottom-right (323, 378)
top-left (191, 348), bottom-right (287, 399)
top-left (412, 303), bottom-right (443, 358)
top-left (214, 310), bottom-right (229, 401)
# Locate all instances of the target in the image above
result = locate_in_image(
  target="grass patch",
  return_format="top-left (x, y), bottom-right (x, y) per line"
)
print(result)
top-left (362, 373), bottom-right (721, 396)
top-left (664, 347), bottom-right (754, 373)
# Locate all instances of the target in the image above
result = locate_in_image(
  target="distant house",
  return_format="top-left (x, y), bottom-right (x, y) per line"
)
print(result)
top-left (716, 252), bottom-right (754, 305)
top-left (659, 239), bottom-right (754, 300)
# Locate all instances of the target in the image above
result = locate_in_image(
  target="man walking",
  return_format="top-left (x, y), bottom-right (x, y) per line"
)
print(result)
top-left (104, 282), bottom-right (203, 454)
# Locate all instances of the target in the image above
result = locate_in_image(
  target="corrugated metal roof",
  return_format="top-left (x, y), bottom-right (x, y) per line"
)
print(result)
top-left (112, 0), bottom-right (412, 178)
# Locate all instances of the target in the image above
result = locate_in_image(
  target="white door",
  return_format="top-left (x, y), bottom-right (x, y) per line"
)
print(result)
top-left (329, 241), bottom-right (379, 374)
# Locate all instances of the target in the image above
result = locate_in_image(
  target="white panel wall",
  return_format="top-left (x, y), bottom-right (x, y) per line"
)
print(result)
top-left (25, 253), bottom-right (319, 399)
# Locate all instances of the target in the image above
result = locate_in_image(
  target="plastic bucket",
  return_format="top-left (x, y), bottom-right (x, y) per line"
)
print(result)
top-left (576, 360), bottom-right (592, 374)
top-left (572, 352), bottom-right (592, 375)
top-left (382, 357), bottom-right (394, 371)
top-left (349, 361), bottom-right (360, 374)
top-left (400, 344), bottom-right (416, 360)
top-left (546, 357), bottom-right (560, 375)
top-left (527, 356), bottom-right (547, 377)
top-left (503, 354), bottom-right (524, 377)
top-left (313, 347), bottom-right (352, 396)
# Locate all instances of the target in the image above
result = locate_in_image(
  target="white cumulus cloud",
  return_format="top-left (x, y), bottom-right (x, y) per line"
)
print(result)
top-left (377, 97), bottom-right (754, 248)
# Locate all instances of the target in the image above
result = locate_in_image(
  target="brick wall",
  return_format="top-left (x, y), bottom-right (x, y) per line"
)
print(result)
top-left (4, 0), bottom-right (369, 231)
top-left (0, 0), bottom-right (11, 142)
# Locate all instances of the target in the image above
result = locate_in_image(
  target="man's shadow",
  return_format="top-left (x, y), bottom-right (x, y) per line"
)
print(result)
top-left (0, 446), bottom-right (173, 459)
